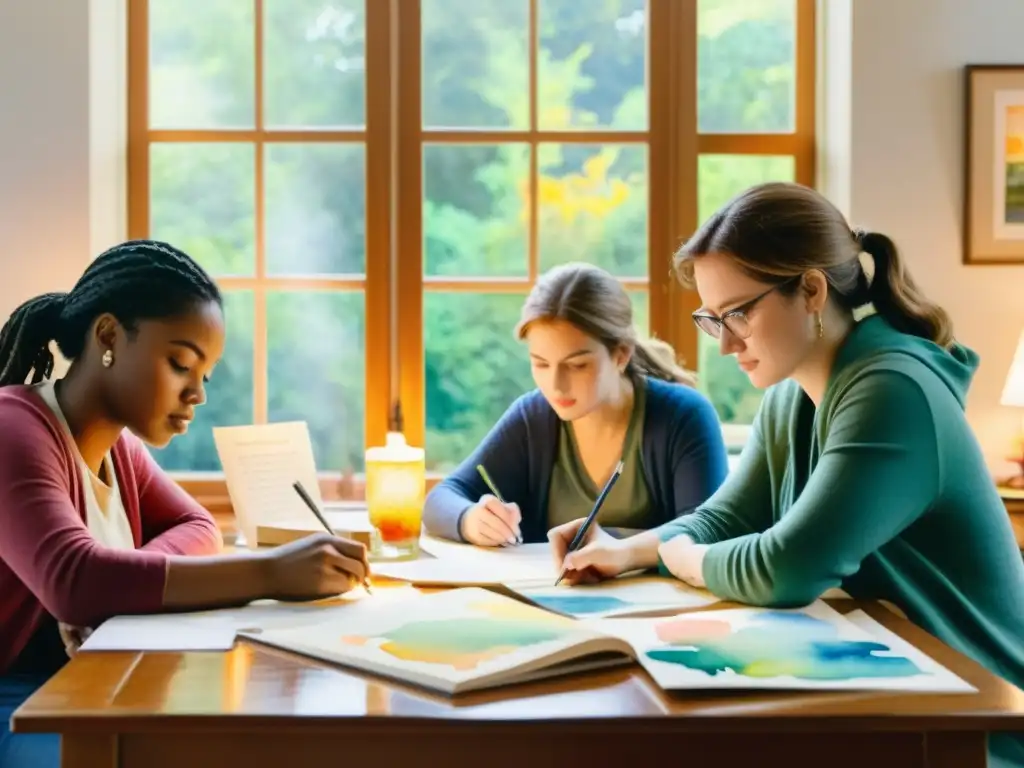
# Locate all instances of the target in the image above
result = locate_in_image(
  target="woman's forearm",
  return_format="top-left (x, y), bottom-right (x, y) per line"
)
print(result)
top-left (162, 552), bottom-right (270, 610)
top-left (623, 530), bottom-right (670, 571)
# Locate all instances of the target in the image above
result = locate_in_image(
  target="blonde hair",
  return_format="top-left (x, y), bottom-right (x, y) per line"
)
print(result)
top-left (516, 262), bottom-right (696, 386)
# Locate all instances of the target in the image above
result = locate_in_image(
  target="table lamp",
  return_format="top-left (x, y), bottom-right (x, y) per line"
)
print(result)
top-left (1000, 329), bottom-right (1024, 489)
top-left (364, 401), bottom-right (425, 559)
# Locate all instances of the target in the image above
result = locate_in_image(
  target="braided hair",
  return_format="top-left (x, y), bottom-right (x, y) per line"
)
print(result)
top-left (0, 240), bottom-right (222, 387)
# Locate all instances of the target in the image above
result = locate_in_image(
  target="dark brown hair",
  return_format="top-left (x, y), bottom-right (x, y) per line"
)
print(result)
top-left (515, 262), bottom-right (696, 386)
top-left (672, 182), bottom-right (955, 348)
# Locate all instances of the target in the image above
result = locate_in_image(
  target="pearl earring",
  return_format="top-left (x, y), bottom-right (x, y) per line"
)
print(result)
top-left (101, 349), bottom-right (114, 368)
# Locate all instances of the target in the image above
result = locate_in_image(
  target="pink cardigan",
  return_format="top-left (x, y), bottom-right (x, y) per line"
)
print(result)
top-left (0, 386), bottom-right (222, 673)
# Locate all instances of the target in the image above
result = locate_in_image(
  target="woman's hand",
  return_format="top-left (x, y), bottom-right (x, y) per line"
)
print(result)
top-left (58, 623), bottom-right (93, 657)
top-left (547, 518), bottom-right (634, 585)
top-left (259, 533), bottom-right (370, 601)
top-left (460, 495), bottom-right (522, 546)
top-left (657, 535), bottom-right (708, 588)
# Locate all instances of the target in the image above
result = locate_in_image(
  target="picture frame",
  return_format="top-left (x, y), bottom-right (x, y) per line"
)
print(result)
top-left (964, 64), bottom-right (1024, 265)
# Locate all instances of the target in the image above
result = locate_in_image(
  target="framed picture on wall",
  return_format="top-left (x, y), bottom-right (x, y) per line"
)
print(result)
top-left (964, 64), bottom-right (1024, 265)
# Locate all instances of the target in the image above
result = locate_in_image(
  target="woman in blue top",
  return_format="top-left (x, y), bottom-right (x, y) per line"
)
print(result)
top-left (422, 262), bottom-right (728, 547)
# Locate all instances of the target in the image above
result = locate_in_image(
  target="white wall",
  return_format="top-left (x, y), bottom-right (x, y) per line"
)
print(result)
top-left (2, 0), bottom-right (1021, 471)
top-left (0, 1), bottom-right (94, 311)
top-left (820, 0), bottom-right (1024, 475)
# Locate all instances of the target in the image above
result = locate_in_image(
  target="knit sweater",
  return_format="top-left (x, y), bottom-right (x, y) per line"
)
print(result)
top-left (423, 377), bottom-right (729, 543)
top-left (0, 385), bottom-right (222, 673)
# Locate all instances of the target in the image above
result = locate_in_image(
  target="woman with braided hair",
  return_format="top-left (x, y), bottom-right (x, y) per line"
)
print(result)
top-left (0, 240), bottom-right (369, 767)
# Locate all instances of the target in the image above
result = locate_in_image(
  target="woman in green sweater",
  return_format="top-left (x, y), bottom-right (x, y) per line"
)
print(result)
top-left (550, 182), bottom-right (1024, 768)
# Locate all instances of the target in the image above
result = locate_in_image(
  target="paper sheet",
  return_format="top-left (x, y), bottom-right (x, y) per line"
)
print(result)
top-left (79, 591), bottom-right (389, 652)
top-left (212, 421), bottom-right (323, 547)
top-left (374, 539), bottom-right (557, 586)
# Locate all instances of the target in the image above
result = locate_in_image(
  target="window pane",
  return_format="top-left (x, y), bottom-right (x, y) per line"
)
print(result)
top-left (150, 143), bottom-right (256, 277)
top-left (698, 154), bottom-right (794, 223)
top-left (265, 143), bottom-right (366, 275)
top-left (424, 292), bottom-right (533, 472)
top-left (424, 144), bottom-right (529, 277)
top-left (697, 0), bottom-right (796, 133)
top-left (151, 291), bottom-right (255, 471)
top-left (267, 292), bottom-right (366, 473)
top-left (263, 0), bottom-right (366, 129)
top-left (696, 154), bottom-right (794, 424)
top-left (538, 0), bottom-right (647, 130)
top-left (149, 0), bottom-right (254, 129)
top-left (421, 0), bottom-right (528, 129)
top-left (538, 144), bottom-right (646, 277)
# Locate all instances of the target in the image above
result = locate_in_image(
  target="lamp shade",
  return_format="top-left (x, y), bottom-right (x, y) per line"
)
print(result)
top-left (1001, 330), bottom-right (1024, 408)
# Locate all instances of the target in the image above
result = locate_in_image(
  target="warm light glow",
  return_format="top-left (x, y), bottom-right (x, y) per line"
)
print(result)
top-left (1001, 330), bottom-right (1024, 409)
top-left (365, 432), bottom-right (425, 557)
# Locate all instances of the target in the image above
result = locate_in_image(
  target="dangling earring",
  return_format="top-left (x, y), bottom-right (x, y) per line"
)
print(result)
top-left (815, 313), bottom-right (824, 339)
top-left (101, 349), bottom-right (114, 368)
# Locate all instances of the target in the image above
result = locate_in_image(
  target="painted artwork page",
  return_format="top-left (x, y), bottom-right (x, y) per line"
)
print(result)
top-left (587, 601), bottom-right (976, 693)
top-left (509, 575), bottom-right (720, 618)
top-left (241, 587), bottom-right (619, 694)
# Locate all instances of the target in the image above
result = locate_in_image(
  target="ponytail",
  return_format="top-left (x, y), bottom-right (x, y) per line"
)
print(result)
top-left (854, 230), bottom-right (955, 348)
top-left (0, 293), bottom-right (68, 387)
top-left (628, 337), bottom-right (697, 387)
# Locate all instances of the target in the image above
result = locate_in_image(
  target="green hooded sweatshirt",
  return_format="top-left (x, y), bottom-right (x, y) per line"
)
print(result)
top-left (657, 314), bottom-right (1024, 767)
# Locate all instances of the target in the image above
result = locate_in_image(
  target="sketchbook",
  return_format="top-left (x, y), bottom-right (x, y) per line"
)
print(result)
top-left (239, 587), bottom-right (975, 696)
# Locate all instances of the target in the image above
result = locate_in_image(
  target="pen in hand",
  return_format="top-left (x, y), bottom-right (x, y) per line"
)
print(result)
top-left (554, 460), bottom-right (624, 587)
top-left (291, 481), bottom-right (373, 594)
top-left (476, 464), bottom-right (522, 545)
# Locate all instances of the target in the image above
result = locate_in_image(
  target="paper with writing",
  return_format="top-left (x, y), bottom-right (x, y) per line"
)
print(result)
top-left (213, 421), bottom-right (322, 547)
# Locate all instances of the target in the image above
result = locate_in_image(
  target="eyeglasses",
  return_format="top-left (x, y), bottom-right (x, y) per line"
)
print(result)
top-left (691, 277), bottom-right (801, 340)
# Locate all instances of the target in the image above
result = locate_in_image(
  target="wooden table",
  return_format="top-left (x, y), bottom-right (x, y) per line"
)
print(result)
top-left (12, 599), bottom-right (1024, 768)
top-left (1000, 486), bottom-right (1024, 549)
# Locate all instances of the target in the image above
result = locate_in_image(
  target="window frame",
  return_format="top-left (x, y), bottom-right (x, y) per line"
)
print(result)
top-left (126, 0), bottom-right (815, 514)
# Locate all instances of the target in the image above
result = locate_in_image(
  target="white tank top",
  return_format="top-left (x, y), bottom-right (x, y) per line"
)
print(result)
top-left (34, 380), bottom-right (135, 551)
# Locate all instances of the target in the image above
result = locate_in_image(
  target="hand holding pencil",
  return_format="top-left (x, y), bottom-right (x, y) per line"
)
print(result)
top-left (550, 460), bottom-right (628, 586)
top-left (458, 465), bottom-right (523, 547)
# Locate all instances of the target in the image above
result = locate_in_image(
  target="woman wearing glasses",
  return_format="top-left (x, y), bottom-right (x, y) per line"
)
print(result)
top-left (549, 182), bottom-right (1024, 768)
top-left (423, 261), bottom-right (728, 547)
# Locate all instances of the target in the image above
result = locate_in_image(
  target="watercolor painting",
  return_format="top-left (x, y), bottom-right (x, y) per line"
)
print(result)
top-left (340, 597), bottom-right (579, 671)
top-left (588, 601), bottom-right (975, 693)
top-left (1004, 104), bottom-right (1024, 224)
top-left (964, 65), bottom-right (1024, 264)
top-left (509, 576), bottom-right (719, 619)
top-left (644, 609), bottom-right (921, 681)
top-left (238, 587), bottom-right (643, 695)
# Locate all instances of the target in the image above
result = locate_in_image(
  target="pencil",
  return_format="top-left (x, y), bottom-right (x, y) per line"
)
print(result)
top-left (476, 464), bottom-right (522, 545)
top-left (554, 460), bottom-right (624, 587)
top-left (292, 481), bottom-right (373, 594)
